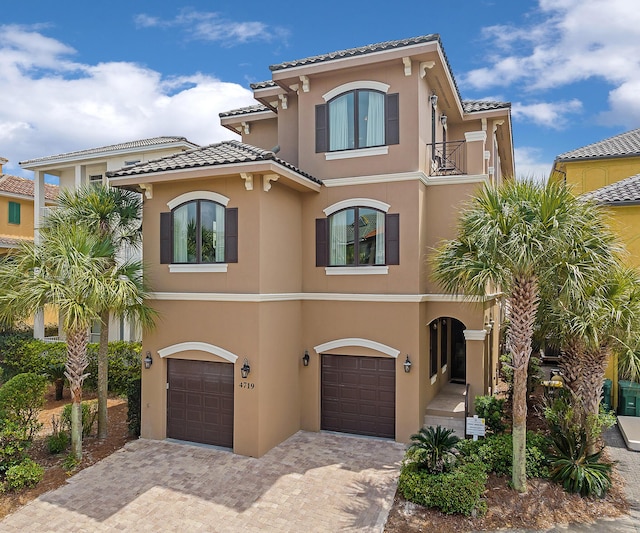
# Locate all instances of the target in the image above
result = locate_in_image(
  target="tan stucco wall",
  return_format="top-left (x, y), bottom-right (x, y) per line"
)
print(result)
top-left (0, 196), bottom-right (34, 238)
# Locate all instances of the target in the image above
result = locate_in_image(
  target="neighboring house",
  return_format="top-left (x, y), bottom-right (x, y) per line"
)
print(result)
top-left (552, 128), bottom-right (640, 268)
top-left (107, 34), bottom-right (514, 458)
top-left (19, 136), bottom-right (200, 340)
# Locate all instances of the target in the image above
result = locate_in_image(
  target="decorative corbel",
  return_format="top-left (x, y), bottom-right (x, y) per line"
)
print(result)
top-left (289, 83), bottom-right (299, 94)
top-left (263, 173), bottom-right (279, 192)
top-left (240, 173), bottom-right (253, 191)
top-left (482, 118), bottom-right (487, 131)
top-left (419, 61), bottom-right (435, 79)
top-left (278, 94), bottom-right (288, 109)
top-left (241, 122), bottom-right (250, 135)
top-left (402, 57), bottom-right (412, 76)
top-left (139, 183), bottom-right (153, 200)
top-left (493, 119), bottom-right (505, 133)
top-left (299, 75), bottom-right (310, 93)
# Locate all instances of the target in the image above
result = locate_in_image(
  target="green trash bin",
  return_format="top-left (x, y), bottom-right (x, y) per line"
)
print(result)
top-left (618, 380), bottom-right (640, 416)
top-left (602, 379), bottom-right (612, 411)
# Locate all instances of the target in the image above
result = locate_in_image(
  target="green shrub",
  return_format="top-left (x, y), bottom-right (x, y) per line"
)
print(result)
top-left (456, 432), bottom-right (550, 479)
top-left (47, 432), bottom-right (69, 454)
top-left (398, 462), bottom-right (487, 516)
top-left (126, 377), bottom-right (141, 437)
top-left (0, 373), bottom-right (48, 439)
top-left (474, 395), bottom-right (506, 434)
top-left (0, 421), bottom-right (30, 474)
top-left (62, 453), bottom-right (79, 473)
top-left (0, 336), bottom-right (66, 380)
top-left (548, 428), bottom-right (612, 497)
top-left (406, 426), bottom-right (459, 474)
top-left (3, 458), bottom-right (43, 491)
top-left (61, 400), bottom-right (98, 438)
top-left (83, 341), bottom-right (142, 395)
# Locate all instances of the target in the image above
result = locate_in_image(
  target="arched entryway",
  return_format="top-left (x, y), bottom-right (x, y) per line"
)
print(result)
top-left (429, 317), bottom-right (467, 384)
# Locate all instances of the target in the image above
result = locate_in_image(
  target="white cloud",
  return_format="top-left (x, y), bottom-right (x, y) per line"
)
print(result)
top-left (0, 26), bottom-right (255, 176)
top-left (514, 147), bottom-right (553, 182)
top-left (511, 99), bottom-right (582, 129)
top-left (466, 0), bottom-right (640, 127)
top-left (134, 9), bottom-right (289, 45)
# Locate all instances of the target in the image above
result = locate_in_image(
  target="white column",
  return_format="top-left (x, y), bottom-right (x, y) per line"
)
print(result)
top-left (33, 171), bottom-right (45, 245)
top-left (74, 164), bottom-right (85, 188)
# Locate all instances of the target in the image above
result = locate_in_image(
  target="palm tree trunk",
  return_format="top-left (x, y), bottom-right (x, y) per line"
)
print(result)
top-left (64, 327), bottom-right (89, 460)
top-left (508, 274), bottom-right (539, 493)
top-left (580, 346), bottom-right (609, 455)
top-left (97, 310), bottom-right (110, 439)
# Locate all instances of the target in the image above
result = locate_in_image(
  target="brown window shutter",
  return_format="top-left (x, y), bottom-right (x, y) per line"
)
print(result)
top-left (316, 104), bottom-right (328, 153)
top-left (385, 213), bottom-right (399, 265)
top-left (160, 212), bottom-right (172, 264)
top-left (386, 93), bottom-right (400, 145)
top-left (225, 207), bottom-right (238, 263)
top-left (316, 218), bottom-right (328, 266)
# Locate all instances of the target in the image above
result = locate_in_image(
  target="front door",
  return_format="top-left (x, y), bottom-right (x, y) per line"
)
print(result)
top-left (450, 319), bottom-right (466, 383)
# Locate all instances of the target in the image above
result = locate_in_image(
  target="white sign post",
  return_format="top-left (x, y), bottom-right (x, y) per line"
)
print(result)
top-left (466, 414), bottom-right (486, 441)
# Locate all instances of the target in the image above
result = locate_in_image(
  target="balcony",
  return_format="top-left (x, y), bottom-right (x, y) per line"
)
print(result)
top-left (429, 140), bottom-right (466, 176)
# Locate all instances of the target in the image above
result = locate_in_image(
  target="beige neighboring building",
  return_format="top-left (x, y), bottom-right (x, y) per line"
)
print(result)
top-left (19, 136), bottom-right (200, 340)
top-left (108, 34), bottom-right (514, 457)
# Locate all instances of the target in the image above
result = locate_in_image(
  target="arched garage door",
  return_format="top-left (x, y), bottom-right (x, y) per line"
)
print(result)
top-left (167, 359), bottom-right (234, 448)
top-left (321, 354), bottom-right (395, 438)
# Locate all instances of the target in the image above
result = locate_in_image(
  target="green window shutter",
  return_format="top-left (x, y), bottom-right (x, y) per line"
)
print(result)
top-left (8, 202), bottom-right (20, 224)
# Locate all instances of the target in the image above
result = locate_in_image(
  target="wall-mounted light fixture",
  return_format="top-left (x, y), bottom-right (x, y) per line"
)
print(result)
top-left (440, 114), bottom-right (448, 127)
top-left (404, 355), bottom-right (412, 373)
top-left (240, 358), bottom-right (251, 379)
top-left (144, 351), bottom-right (153, 369)
top-left (302, 350), bottom-right (310, 367)
top-left (430, 94), bottom-right (438, 108)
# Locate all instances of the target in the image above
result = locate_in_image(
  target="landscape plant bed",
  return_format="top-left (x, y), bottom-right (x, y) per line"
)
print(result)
top-left (0, 385), bottom-right (132, 521)
top-left (385, 464), bottom-right (628, 533)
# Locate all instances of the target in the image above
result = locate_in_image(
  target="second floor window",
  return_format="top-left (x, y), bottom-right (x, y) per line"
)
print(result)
top-left (329, 207), bottom-right (385, 266)
top-left (329, 90), bottom-right (385, 151)
top-left (172, 200), bottom-right (225, 263)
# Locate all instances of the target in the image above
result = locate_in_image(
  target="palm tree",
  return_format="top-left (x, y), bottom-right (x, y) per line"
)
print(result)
top-left (43, 185), bottom-right (145, 438)
top-left (432, 179), bottom-right (618, 492)
top-left (0, 225), bottom-right (146, 458)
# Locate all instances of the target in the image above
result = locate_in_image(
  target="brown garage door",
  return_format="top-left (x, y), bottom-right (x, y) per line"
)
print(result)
top-left (321, 355), bottom-right (395, 439)
top-left (167, 359), bottom-right (234, 448)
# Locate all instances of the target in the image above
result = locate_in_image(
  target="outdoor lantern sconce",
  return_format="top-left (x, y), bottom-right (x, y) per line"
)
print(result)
top-left (302, 350), bottom-right (310, 367)
top-left (430, 94), bottom-right (438, 108)
top-left (240, 358), bottom-right (251, 379)
top-left (404, 355), bottom-right (412, 373)
top-left (440, 114), bottom-right (448, 127)
top-left (144, 351), bottom-right (153, 369)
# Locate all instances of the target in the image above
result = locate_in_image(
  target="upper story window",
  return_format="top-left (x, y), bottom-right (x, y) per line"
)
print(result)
top-left (160, 191), bottom-right (238, 268)
top-left (316, 199), bottom-right (399, 271)
top-left (8, 201), bottom-right (20, 225)
top-left (316, 82), bottom-right (399, 154)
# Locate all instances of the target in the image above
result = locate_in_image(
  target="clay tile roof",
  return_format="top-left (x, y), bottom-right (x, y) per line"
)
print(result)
top-left (0, 235), bottom-right (32, 248)
top-left (583, 173), bottom-right (640, 205)
top-left (106, 140), bottom-right (322, 185)
top-left (20, 136), bottom-right (199, 166)
top-left (0, 174), bottom-right (59, 202)
top-left (269, 34), bottom-right (440, 71)
top-left (250, 80), bottom-right (278, 90)
top-left (218, 104), bottom-right (271, 118)
top-left (462, 100), bottom-right (511, 113)
top-left (557, 129), bottom-right (640, 161)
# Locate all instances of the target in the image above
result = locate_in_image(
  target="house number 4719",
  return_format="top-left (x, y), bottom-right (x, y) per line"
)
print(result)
top-left (239, 382), bottom-right (255, 389)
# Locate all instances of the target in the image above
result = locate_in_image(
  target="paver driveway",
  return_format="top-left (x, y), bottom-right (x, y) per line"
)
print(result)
top-left (0, 431), bottom-right (404, 532)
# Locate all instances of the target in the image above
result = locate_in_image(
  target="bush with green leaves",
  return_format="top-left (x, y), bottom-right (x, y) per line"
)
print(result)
top-left (474, 395), bottom-right (506, 434)
top-left (0, 421), bottom-right (30, 474)
top-left (456, 432), bottom-right (550, 479)
top-left (398, 461), bottom-right (487, 516)
top-left (83, 341), bottom-right (142, 395)
top-left (548, 428), bottom-right (613, 498)
top-left (2, 458), bottom-right (44, 492)
top-left (126, 377), bottom-right (141, 437)
top-left (47, 431), bottom-right (69, 454)
top-left (61, 400), bottom-right (98, 438)
top-left (0, 336), bottom-right (66, 380)
top-left (0, 373), bottom-right (48, 439)
top-left (406, 426), bottom-right (460, 474)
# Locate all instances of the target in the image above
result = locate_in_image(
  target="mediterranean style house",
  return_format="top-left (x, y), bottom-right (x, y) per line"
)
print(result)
top-left (19, 136), bottom-right (199, 340)
top-left (107, 34), bottom-right (514, 457)
top-left (552, 128), bottom-right (640, 268)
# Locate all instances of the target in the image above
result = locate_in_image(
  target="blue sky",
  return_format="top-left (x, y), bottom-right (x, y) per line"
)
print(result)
top-left (1, 0), bottom-right (639, 182)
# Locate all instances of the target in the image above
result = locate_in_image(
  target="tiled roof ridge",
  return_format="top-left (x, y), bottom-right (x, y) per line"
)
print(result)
top-left (0, 174), bottom-right (59, 201)
top-left (462, 100), bottom-right (511, 112)
top-left (20, 136), bottom-right (198, 166)
top-left (582, 172), bottom-right (640, 204)
top-left (219, 104), bottom-right (271, 118)
top-left (557, 128), bottom-right (640, 160)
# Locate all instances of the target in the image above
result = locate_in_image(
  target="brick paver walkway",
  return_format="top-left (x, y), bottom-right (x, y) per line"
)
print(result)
top-left (0, 431), bottom-right (404, 532)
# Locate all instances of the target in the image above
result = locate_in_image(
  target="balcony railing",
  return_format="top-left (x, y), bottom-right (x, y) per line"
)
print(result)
top-left (429, 140), bottom-right (467, 176)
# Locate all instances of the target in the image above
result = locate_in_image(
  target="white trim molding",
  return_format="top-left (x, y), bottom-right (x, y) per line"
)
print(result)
top-left (464, 131), bottom-right (487, 143)
top-left (323, 198), bottom-right (391, 216)
top-left (325, 266), bottom-right (388, 275)
top-left (323, 81), bottom-right (390, 102)
top-left (425, 174), bottom-right (489, 186)
top-left (168, 264), bottom-right (228, 273)
top-left (463, 329), bottom-right (487, 341)
top-left (148, 292), bottom-right (490, 303)
top-left (314, 338), bottom-right (400, 358)
top-left (167, 191), bottom-right (230, 210)
top-left (325, 146), bottom-right (388, 160)
top-left (323, 171), bottom-right (427, 188)
top-left (158, 341), bottom-right (239, 363)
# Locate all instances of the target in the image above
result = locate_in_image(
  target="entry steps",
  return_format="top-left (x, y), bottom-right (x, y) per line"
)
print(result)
top-left (424, 383), bottom-right (467, 439)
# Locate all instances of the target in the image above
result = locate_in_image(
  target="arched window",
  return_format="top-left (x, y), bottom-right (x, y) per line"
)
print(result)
top-left (328, 207), bottom-right (386, 266)
top-left (172, 200), bottom-right (225, 264)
